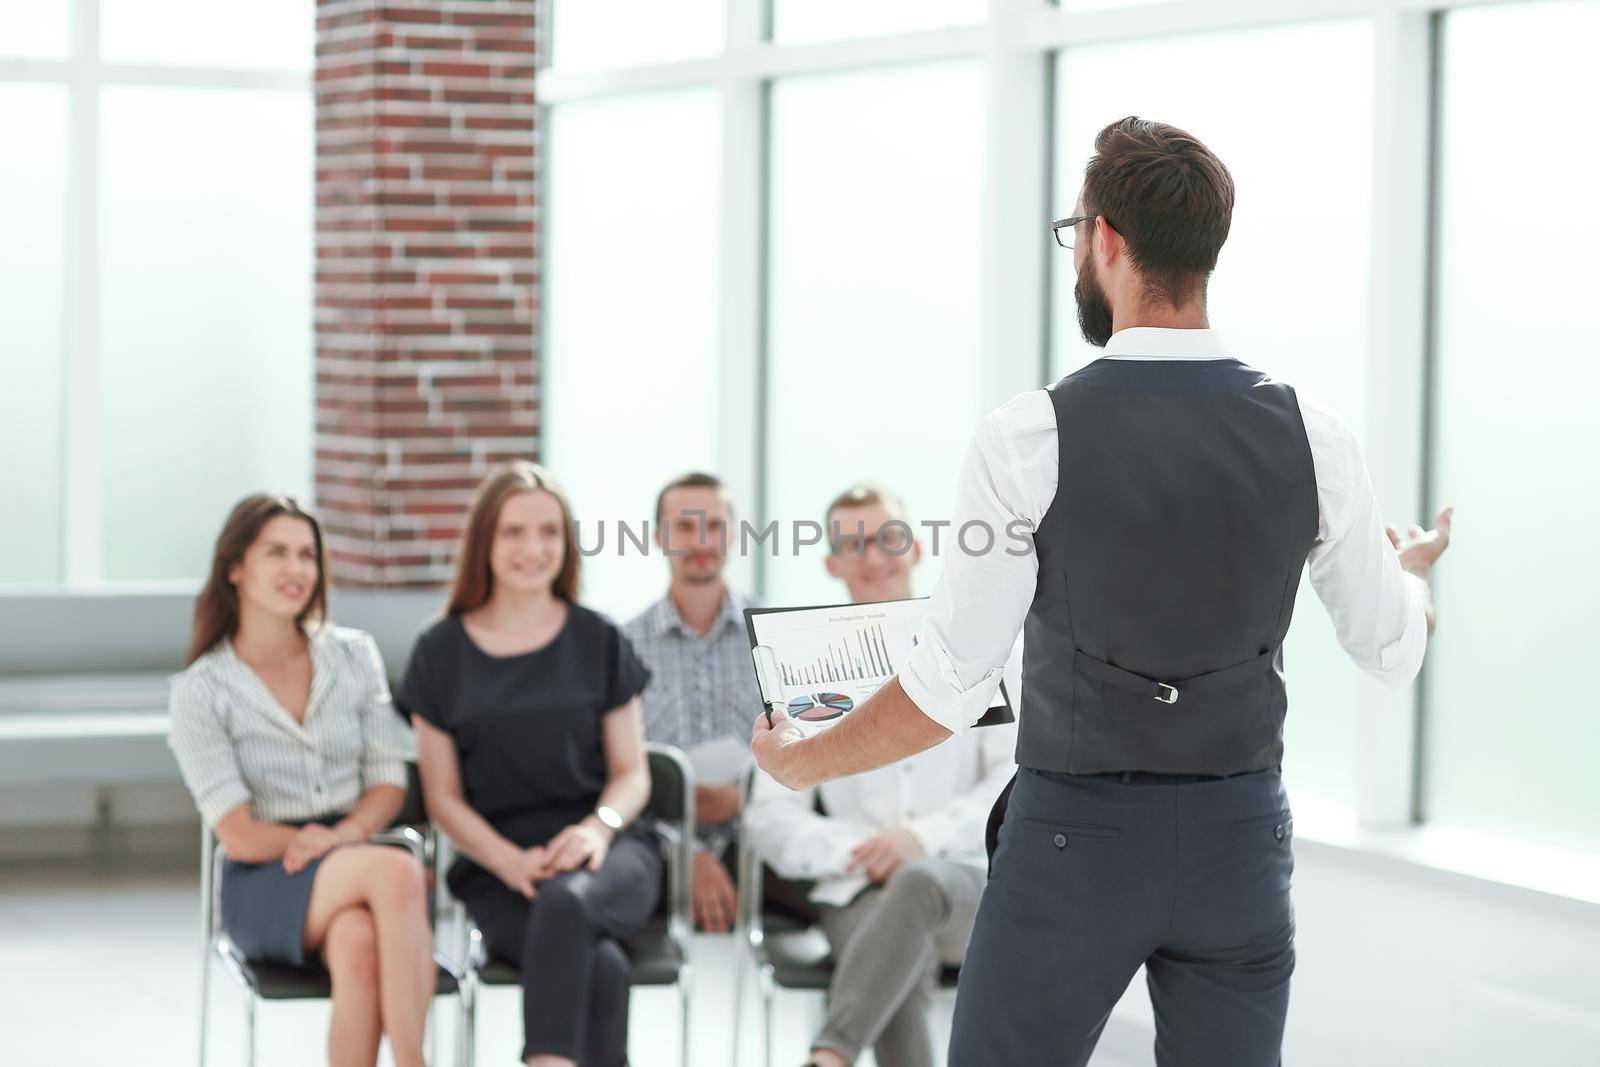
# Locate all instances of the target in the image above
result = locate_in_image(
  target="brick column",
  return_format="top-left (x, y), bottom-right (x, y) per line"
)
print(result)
top-left (314, 1), bottom-right (539, 587)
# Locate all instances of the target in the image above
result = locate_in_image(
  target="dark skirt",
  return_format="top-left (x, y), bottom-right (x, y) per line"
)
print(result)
top-left (219, 815), bottom-right (343, 966)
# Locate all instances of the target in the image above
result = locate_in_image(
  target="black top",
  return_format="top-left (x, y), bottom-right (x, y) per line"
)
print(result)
top-left (396, 604), bottom-right (651, 864)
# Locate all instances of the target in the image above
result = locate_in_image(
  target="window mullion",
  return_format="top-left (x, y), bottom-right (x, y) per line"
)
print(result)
top-left (720, 0), bottom-right (766, 596)
top-left (1356, 8), bottom-right (1432, 830)
top-left (62, 0), bottom-right (103, 587)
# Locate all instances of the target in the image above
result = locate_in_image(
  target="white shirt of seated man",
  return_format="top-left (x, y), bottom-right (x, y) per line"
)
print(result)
top-left (743, 490), bottom-right (1019, 907)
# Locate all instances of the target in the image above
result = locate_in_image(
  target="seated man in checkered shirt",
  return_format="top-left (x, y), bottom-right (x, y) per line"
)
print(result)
top-left (623, 472), bottom-right (764, 933)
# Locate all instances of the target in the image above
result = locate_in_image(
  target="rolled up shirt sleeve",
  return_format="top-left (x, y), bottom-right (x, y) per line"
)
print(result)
top-left (1300, 392), bottom-right (1430, 688)
top-left (901, 393), bottom-right (1052, 734)
top-left (354, 633), bottom-right (414, 792)
top-left (167, 672), bottom-right (253, 828)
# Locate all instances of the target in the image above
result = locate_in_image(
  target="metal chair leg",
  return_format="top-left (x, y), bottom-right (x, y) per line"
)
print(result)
top-left (243, 993), bottom-right (256, 1067)
top-left (678, 963), bottom-right (694, 1067)
top-left (760, 964), bottom-right (775, 1067)
top-left (731, 938), bottom-right (747, 1067)
top-left (198, 827), bottom-right (214, 1067)
top-left (457, 971), bottom-right (477, 1067)
top-left (198, 943), bottom-right (211, 1067)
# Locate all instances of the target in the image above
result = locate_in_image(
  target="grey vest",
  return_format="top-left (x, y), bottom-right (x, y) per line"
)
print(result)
top-left (1017, 357), bottom-right (1319, 775)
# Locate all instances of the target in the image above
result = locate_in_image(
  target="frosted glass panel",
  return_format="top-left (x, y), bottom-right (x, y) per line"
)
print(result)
top-left (0, 84), bottom-right (69, 584)
top-left (1425, 0), bottom-right (1600, 853)
top-left (550, 0), bottom-right (720, 71)
top-left (766, 62), bottom-right (982, 609)
top-left (99, 87), bottom-right (313, 581)
top-left (544, 90), bottom-right (721, 621)
top-left (772, 0), bottom-right (982, 44)
top-left (101, 0), bottom-right (314, 70)
top-left (0, 0), bottom-right (71, 59)
top-left (1053, 22), bottom-right (1375, 805)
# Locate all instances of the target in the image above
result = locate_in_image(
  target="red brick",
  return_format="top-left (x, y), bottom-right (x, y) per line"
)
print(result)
top-left (375, 112), bottom-right (452, 129)
top-left (446, 11), bottom-right (536, 30)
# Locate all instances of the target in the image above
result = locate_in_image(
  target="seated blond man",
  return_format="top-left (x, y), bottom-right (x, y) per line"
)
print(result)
top-left (744, 484), bottom-right (1019, 1067)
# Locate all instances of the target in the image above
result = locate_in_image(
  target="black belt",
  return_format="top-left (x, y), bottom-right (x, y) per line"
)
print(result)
top-left (1092, 769), bottom-right (1250, 785)
top-left (1072, 645), bottom-right (1278, 706)
top-left (1034, 767), bottom-right (1272, 786)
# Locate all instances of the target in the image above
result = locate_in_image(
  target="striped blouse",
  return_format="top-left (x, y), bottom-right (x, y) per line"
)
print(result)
top-left (167, 625), bottom-right (416, 827)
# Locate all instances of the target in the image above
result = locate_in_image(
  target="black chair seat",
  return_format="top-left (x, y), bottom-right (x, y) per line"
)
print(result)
top-left (762, 925), bottom-right (834, 990)
top-left (622, 917), bottom-right (683, 986)
top-left (474, 916), bottom-right (684, 988)
top-left (756, 921), bottom-right (963, 992)
top-left (236, 956), bottom-right (460, 1000)
top-left (476, 956), bottom-right (519, 987)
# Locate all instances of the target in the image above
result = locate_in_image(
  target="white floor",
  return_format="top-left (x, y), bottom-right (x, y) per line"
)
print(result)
top-left (0, 847), bottom-right (992, 1067)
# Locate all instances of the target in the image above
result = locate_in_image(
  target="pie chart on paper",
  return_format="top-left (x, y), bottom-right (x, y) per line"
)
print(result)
top-left (787, 692), bottom-right (854, 723)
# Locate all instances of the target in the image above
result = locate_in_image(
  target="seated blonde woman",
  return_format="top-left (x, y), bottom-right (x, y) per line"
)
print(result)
top-left (168, 493), bottom-right (433, 1067)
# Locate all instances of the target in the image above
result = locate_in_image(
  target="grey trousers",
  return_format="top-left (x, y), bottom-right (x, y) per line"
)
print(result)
top-left (949, 767), bottom-right (1296, 1067)
top-left (814, 858), bottom-right (987, 1067)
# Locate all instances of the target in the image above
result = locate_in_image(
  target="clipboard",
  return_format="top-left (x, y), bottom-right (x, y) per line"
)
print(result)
top-left (745, 597), bottom-right (1014, 733)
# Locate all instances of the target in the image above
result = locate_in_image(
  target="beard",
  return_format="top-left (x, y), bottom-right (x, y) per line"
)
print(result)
top-left (1074, 257), bottom-right (1114, 349)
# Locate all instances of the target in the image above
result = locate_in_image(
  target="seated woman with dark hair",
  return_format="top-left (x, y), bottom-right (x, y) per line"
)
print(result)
top-left (400, 460), bottom-right (660, 1067)
top-left (167, 494), bottom-right (434, 1067)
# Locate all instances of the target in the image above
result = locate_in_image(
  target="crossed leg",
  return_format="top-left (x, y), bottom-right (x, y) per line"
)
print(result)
top-left (323, 906), bottom-right (382, 1067)
top-left (304, 845), bottom-right (434, 1067)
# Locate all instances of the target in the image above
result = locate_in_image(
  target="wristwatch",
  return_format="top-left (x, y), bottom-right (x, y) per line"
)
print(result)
top-left (594, 805), bottom-right (624, 833)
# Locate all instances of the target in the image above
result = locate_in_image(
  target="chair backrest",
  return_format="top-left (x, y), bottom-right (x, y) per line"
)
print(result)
top-left (644, 744), bottom-right (691, 825)
top-left (642, 743), bottom-right (695, 933)
top-left (390, 762), bottom-right (428, 828)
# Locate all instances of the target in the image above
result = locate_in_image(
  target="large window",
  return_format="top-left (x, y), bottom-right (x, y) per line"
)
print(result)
top-left (99, 0), bottom-right (314, 69)
top-left (764, 61), bottom-right (983, 609)
top-left (98, 87), bottom-right (312, 582)
top-left (542, 89), bottom-right (722, 622)
top-left (549, 0), bottom-right (722, 71)
top-left (1424, 0), bottom-right (1600, 853)
top-left (0, 0), bottom-right (313, 587)
top-left (1052, 20), bottom-right (1376, 806)
top-left (771, 0), bottom-right (984, 43)
top-left (0, 0), bottom-right (70, 59)
top-left (0, 85), bottom-right (70, 584)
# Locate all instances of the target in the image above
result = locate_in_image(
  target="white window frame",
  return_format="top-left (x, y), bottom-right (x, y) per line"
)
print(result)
top-left (0, 0), bottom-right (308, 590)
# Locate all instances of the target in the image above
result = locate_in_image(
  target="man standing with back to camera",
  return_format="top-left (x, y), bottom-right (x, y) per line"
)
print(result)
top-left (752, 115), bottom-right (1453, 1065)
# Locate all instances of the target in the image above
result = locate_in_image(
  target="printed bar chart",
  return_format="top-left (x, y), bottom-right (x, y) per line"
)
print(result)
top-left (777, 623), bottom-right (896, 687)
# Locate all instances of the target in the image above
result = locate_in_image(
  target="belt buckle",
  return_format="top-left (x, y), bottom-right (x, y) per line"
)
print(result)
top-left (1154, 683), bottom-right (1179, 705)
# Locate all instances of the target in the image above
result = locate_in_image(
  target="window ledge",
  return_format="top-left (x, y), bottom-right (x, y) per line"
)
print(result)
top-left (1291, 799), bottom-right (1600, 917)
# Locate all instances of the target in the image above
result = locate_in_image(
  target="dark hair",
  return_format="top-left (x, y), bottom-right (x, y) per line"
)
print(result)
top-left (1081, 116), bottom-right (1235, 309)
top-left (655, 471), bottom-right (728, 527)
top-left (187, 494), bottom-right (329, 666)
top-left (447, 460), bottom-right (581, 614)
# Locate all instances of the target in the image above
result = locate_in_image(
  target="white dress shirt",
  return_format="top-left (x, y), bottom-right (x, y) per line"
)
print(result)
top-left (744, 648), bottom-right (1020, 907)
top-left (900, 326), bottom-right (1430, 735)
top-left (168, 626), bottom-right (416, 826)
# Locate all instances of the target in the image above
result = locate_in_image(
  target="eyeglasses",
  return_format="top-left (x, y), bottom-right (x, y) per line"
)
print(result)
top-left (830, 526), bottom-right (913, 558)
top-left (1050, 214), bottom-right (1098, 250)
